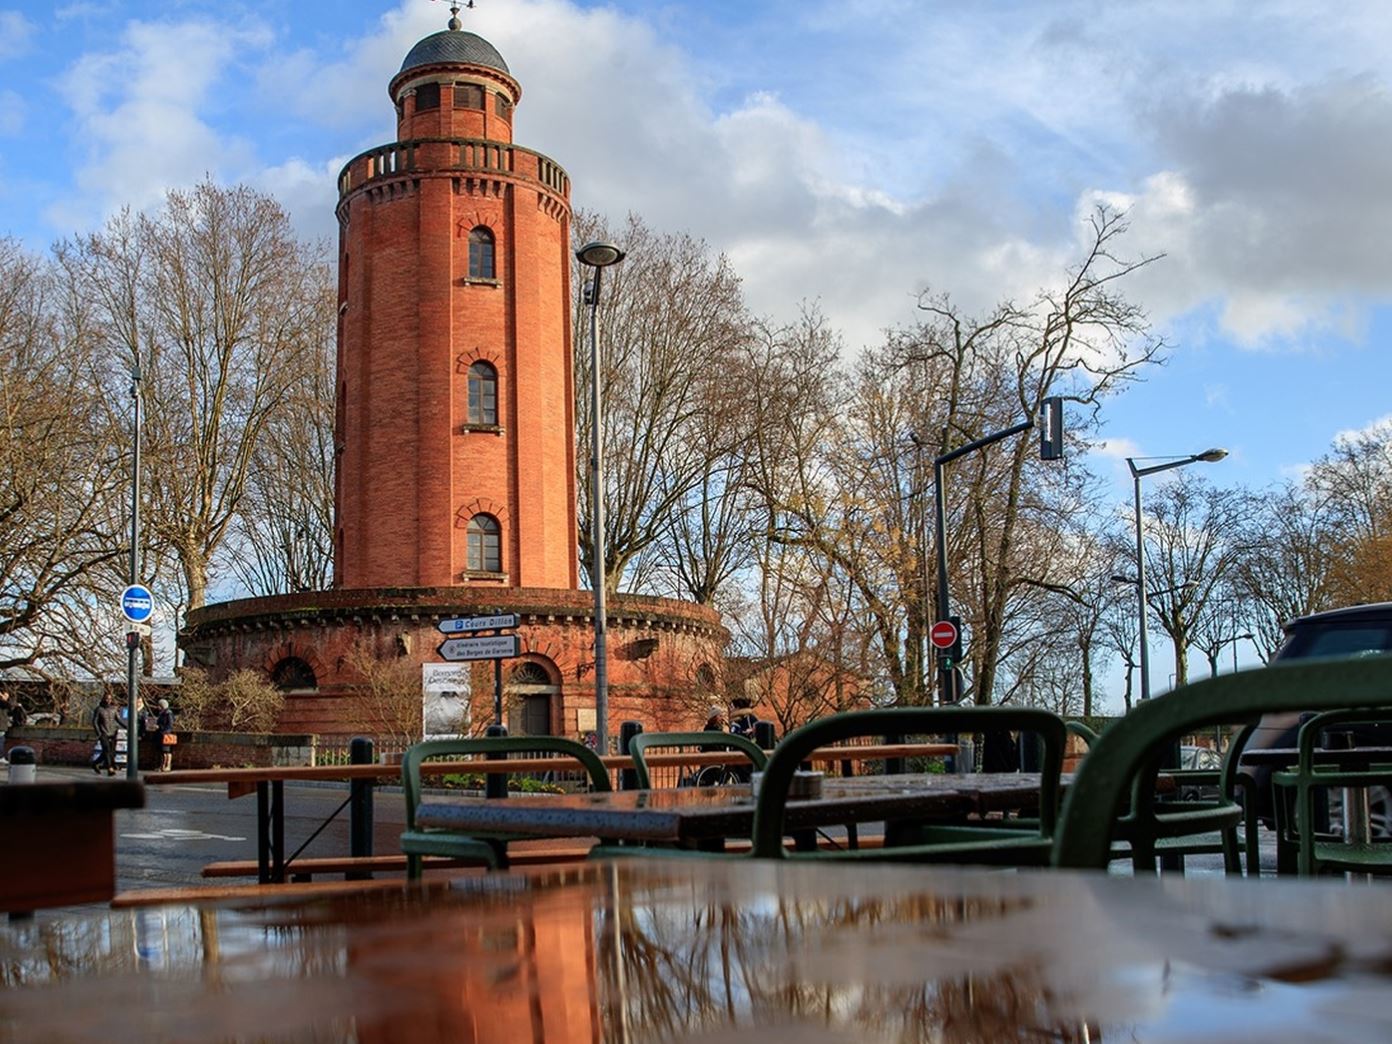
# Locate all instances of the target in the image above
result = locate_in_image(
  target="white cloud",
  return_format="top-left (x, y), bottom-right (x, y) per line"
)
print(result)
top-left (47, 19), bottom-right (269, 230)
top-left (0, 11), bottom-right (35, 61)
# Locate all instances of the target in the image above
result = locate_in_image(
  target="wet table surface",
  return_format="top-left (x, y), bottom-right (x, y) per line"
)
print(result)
top-left (4, 859), bottom-right (1392, 1042)
top-left (414, 773), bottom-right (1048, 844)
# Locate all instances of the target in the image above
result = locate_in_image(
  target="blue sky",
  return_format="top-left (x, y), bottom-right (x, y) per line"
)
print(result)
top-left (4, 2), bottom-right (1392, 616)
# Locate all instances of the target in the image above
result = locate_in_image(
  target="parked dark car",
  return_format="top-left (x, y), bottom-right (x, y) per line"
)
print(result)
top-left (1241, 602), bottom-right (1392, 833)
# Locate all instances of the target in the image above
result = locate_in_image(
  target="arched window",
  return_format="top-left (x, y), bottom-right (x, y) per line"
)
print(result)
top-left (467, 514), bottom-right (501, 572)
top-left (468, 362), bottom-right (497, 425)
top-left (468, 226), bottom-right (495, 279)
top-left (510, 662), bottom-right (552, 687)
top-left (271, 657), bottom-right (317, 691)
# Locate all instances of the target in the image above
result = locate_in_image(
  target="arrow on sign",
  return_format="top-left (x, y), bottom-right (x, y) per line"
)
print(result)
top-left (438, 613), bottom-right (518, 634)
top-left (438, 634), bottom-right (521, 662)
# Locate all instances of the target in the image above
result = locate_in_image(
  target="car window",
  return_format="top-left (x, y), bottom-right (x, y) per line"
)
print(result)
top-left (1277, 625), bottom-right (1392, 661)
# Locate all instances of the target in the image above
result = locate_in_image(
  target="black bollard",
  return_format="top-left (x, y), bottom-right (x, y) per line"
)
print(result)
top-left (1019, 731), bottom-right (1040, 773)
top-left (619, 720), bottom-right (643, 790)
top-left (753, 720), bottom-right (776, 751)
top-left (485, 723), bottom-right (508, 799)
top-left (347, 737), bottom-right (374, 879)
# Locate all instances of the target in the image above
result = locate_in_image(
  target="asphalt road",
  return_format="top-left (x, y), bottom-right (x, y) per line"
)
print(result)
top-left (39, 766), bottom-right (411, 893)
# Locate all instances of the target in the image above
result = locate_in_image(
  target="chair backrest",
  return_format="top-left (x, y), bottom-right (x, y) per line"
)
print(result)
top-left (1052, 656), bottom-right (1392, 869)
top-left (1065, 721), bottom-right (1100, 748)
top-left (627, 731), bottom-right (769, 789)
top-left (401, 736), bottom-right (611, 830)
top-left (1295, 708), bottom-right (1392, 773)
top-left (751, 706), bottom-right (1066, 859)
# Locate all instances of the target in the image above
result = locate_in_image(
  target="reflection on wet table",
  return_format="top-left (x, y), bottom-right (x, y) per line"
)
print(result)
top-left (3, 859), bottom-right (1392, 1042)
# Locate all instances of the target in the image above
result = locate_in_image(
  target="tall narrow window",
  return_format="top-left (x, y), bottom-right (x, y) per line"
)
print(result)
top-left (495, 94), bottom-right (513, 121)
top-left (468, 226), bottom-right (495, 279)
top-left (468, 362), bottom-right (497, 425)
top-left (467, 515), bottom-right (502, 572)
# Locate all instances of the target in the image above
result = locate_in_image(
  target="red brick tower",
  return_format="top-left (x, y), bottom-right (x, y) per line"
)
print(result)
top-left (333, 18), bottom-right (577, 591)
top-left (181, 16), bottom-right (727, 746)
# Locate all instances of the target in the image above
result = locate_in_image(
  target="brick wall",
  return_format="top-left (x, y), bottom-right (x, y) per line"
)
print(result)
top-left (4, 728), bottom-right (317, 770)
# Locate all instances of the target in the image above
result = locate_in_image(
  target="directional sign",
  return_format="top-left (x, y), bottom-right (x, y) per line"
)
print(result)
top-left (120, 584), bottom-right (154, 624)
top-left (929, 620), bottom-right (959, 650)
top-left (438, 634), bottom-right (521, 662)
top-left (438, 613), bottom-right (518, 634)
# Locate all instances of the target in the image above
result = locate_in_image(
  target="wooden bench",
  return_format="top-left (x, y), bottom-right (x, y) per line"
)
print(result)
top-left (200, 833), bottom-right (886, 881)
top-left (202, 843), bottom-right (597, 880)
top-left (112, 877), bottom-right (455, 909)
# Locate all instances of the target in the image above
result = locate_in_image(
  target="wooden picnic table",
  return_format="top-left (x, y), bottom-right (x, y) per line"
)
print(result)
top-left (9, 858), bottom-right (1392, 1041)
top-left (2, 780), bottom-right (145, 914)
top-left (414, 772), bottom-right (1042, 855)
top-left (142, 742), bottom-right (956, 883)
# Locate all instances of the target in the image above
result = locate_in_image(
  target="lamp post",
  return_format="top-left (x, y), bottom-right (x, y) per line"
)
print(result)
top-left (1126, 449), bottom-right (1227, 700)
top-left (126, 364), bottom-right (143, 780)
top-left (575, 240), bottom-right (625, 754)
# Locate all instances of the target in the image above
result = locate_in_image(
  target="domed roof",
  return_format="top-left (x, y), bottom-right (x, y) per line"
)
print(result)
top-left (399, 30), bottom-right (509, 76)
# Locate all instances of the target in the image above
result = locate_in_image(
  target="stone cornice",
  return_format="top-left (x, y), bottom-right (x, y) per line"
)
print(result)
top-left (182, 586), bottom-right (727, 643)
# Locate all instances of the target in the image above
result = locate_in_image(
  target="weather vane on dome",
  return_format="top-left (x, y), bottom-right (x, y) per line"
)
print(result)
top-left (435, 1), bottom-right (476, 32)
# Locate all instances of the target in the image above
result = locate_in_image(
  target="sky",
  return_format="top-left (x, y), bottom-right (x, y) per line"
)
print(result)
top-left (4, 0), bottom-right (1392, 692)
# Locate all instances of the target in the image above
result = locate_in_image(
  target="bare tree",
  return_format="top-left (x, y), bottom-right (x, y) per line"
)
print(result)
top-left (1224, 479), bottom-right (1341, 659)
top-left (573, 212), bottom-right (751, 596)
top-left (226, 270), bottom-right (337, 596)
top-left (1140, 472), bottom-right (1252, 688)
top-left (0, 238), bottom-right (128, 674)
top-left (66, 180), bottom-right (331, 610)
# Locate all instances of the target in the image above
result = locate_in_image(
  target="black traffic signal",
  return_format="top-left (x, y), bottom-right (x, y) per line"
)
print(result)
top-left (1039, 396), bottom-right (1064, 460)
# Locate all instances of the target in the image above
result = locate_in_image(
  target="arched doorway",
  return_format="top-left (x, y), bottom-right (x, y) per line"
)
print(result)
top-left (507, 660), bottom-right (559, 736)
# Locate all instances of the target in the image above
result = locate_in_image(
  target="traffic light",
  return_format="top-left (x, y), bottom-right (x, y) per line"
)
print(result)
top-left (1040, 396), bottom-right (1064, 460)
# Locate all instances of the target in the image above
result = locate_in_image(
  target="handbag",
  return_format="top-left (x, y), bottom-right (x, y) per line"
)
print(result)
top-left (161, 733), bottom-right (178, 746)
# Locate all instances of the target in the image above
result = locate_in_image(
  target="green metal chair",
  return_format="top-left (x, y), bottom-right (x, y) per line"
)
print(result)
top-left (401, 736), bottom-right (611, 878)
top-left (627, 731), bottom-right (768, 789)
top-left (1053, 656), bottom-right (1392, 870)
top-left (1063, 718), bottom-right (1263, 874)
top-left (751, 706), bottom-right (1066, 866)
top-left (1272, 709), bottom-right (1392, 877)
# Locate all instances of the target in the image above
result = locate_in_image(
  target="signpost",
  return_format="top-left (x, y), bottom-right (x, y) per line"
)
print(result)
top-left (120, 584), bottom-right (154, 623)
top-left (438, 614), bottom-right (518, 634)
top-left (120, 583), bottom-right (153, 776)
top-left (437, 634), bottom-right (521, 662)
top-left (435, 613), bottom-right (519, 727)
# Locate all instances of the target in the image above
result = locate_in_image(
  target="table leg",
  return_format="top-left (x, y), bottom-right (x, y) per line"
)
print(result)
top-left (256, 782), bottom-right (270, 885)
top-left (1343, 785), bottom-right (1372, 882)
top-left (272, 781), bottom-right (286, 883)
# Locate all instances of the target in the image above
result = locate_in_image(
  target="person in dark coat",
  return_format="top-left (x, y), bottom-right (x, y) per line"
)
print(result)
top-left (728, 697), bottom-right (758, 739)
top-left (92, 693), bottom-right (122, 776)
top-left (702, 704), bottom-right (727, 732)
top-left (156, 698), bottom-right (175, 773)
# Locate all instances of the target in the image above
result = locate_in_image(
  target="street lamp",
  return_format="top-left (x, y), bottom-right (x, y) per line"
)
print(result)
top-left (575, 240), bottom-right (625, 754)
top-left (1127, 449), bottom-right (1227, 700)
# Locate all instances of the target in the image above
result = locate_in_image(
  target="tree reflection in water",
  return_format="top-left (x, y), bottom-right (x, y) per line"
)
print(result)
top-left (596, 884), bottom-right (1089, 1042)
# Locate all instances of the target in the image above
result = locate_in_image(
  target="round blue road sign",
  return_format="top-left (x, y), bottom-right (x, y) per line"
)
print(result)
top-left (120, 584), bottom-right (154, 624)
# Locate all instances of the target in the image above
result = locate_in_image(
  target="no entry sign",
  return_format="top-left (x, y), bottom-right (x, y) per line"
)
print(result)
top-left (930, 620), bottom-right (959, 650)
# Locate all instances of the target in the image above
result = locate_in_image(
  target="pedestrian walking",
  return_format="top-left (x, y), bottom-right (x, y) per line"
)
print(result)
top-left (156, 698), bottom-right (176, 773)
top-left (702, 704), bottom-right (726, 732)
top-left (92, 693), bottom-right (122, 776)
